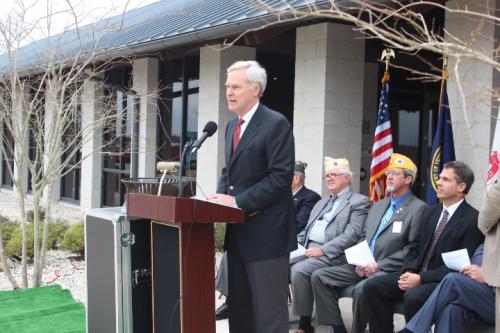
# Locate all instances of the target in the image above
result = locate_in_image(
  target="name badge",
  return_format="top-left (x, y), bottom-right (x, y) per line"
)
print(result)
top-left (392, 221), bottom-right (402, 233)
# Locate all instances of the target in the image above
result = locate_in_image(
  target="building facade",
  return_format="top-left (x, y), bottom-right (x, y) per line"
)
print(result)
top-left (0, 0), bottom-right (497, 216)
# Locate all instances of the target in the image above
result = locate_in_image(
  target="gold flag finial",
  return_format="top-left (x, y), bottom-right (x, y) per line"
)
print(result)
top-left (443, 56), bottom-right (448, 69)
top-left (442, 56), bottom-right (449, 80)
top-left (381, 48), bottom-right (395, 71)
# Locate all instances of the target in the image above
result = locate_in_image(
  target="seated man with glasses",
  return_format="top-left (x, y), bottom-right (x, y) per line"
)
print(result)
top-left (311, 153), bottom-right (427, 333)
top-left (291, 157), bottom-right (371, 333)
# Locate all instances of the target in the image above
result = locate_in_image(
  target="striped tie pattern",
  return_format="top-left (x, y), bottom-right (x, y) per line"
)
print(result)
top-left (421, 209), bottom-right (449, 272)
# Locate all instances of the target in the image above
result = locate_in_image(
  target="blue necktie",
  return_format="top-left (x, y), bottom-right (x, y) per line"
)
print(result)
top-left (316, 195), bottom-right (337, 220)
top-left (369, 202), bottom-right (396, 253)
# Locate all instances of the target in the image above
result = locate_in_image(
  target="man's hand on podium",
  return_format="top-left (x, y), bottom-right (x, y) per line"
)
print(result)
top-left (207, 194), bottom-right (237, 207)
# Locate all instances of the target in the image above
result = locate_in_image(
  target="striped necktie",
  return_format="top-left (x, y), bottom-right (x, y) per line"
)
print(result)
top-left (421, 209), bottom-right (450, 272)
top-left (316, 195), bottom-right (337, 220)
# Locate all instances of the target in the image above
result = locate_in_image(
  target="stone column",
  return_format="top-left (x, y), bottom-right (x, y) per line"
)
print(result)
top-left (197, 45), bottom-right (256, 194)
top-left (360, 63), bottom-right (380, 196)
top-left (445, 0), bottom-right (497, 207)
top-left (80, 72), bottom-right (104, 211)
top-left (294, 22), bottom-right (366, 195)
top-left (132, 57), bottom-right (159, 178)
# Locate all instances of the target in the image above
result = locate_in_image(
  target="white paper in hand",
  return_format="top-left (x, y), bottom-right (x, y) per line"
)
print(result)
top-left (290, 243), bottom-right (307, 264)
top-left (441, 248), bottom-right (470, 271)
top-left (345, 240), bottom-right (376, 266)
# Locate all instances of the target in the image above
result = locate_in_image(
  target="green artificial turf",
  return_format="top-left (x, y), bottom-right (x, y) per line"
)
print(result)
top-left (0, 285), bottom-right (85, 333)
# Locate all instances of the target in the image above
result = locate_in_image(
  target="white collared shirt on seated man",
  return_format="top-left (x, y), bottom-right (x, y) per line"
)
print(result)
top-left (307, 186), bottom-right (351, 245)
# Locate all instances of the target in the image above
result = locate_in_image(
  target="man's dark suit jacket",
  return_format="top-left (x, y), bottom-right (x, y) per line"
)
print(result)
top-left (294, 186), bottom-right (321, 234)
top-left (403, 201), bottom-right (484, 283)
top-left (217, 104), bottom-right (296, 261)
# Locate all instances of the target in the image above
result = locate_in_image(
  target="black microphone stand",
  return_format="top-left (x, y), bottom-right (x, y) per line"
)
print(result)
top-left (178, 139), bottom-right (194, 197)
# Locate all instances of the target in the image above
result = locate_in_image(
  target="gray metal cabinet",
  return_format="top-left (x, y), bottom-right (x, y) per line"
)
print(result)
top-left (85, 207), bottom-right (152, 333)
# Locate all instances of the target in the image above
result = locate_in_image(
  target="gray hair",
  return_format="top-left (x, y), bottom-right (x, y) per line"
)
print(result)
top-left (443, 161), bottom-right (475, 194)
top-left (227, 60), bottom-right (267, 97)
top-left (294, 171), bottom-right (305, 184)
top-left (403, 169), bottom-right (417, 186)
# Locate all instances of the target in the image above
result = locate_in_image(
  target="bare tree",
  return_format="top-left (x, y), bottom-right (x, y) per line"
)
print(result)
top-left (248, 0), bottom-right (498, 142)
top-left (0, 0), bottom-right (138, 288)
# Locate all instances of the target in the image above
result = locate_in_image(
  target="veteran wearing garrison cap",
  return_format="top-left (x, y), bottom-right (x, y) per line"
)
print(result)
top-left (291, 157), bottom-right (371, 333)
top-left (293, 161), bottom-right (321, 234)
top-left (309, 153), bottom-right (427, 333)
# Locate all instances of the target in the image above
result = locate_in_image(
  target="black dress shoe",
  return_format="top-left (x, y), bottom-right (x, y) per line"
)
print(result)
top-left (215, 301), bottom-right (230, 320)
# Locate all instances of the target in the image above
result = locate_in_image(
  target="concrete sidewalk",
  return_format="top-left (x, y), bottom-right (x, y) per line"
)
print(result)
top-left (214, 294), bottom-right (406, 333)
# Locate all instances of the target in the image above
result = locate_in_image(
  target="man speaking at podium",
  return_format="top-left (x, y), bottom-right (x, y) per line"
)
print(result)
top-left (208, 60), bottom-right (296, 333)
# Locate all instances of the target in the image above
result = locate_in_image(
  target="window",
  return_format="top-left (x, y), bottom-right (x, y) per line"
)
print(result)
top-left (27, 103), bottom-right (44, 193)
top-left (1, 121), bottom-right (14, 188)
top-left (102, 88), bottom-right (132, 207)
top-left (157, 55), bottom-right (199, 175)
top-left (60, 103), bottom-right (82, 202)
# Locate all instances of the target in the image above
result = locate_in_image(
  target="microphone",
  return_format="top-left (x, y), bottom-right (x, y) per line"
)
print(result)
top-left (156, 161), bottom-right (180, 173)
top-left (191, 121), bottom-right (217, 153)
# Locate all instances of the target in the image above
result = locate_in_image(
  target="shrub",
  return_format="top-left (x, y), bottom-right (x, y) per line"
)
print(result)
top-left (50, 219), bottom-right (70, 247)
top-left (0, 216), bottom-right (19, 244)
top-left (27, 209), bottom-right (46, 223)
top-left (214, 223), bottom-right (226, 252)
top-left (60, 222), bottom-right (84, 255)
top-left (5, 221), bottom-right (69, 258)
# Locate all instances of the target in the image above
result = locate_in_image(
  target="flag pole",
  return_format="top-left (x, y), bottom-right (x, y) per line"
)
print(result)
top-left (438, 57), bottom-right (449, 113)
top-left (424, 55), bottom-right (456, 204)
top-left (369, 48), bottom-right (395, 202)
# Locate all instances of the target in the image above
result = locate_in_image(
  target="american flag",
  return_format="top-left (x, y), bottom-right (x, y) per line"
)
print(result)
top-left (369, 71), bottom-right (393, 202)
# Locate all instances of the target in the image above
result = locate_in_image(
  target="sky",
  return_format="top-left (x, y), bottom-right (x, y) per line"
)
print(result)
top-left (0, 0), bottom-right (159, 45)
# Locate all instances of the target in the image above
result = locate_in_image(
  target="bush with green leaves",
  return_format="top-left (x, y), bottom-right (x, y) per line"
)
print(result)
top-left (60, 221), bottom-right (84, 255)
top-left (0, 215), bottom-right (19, 244)
top-left (5, 221), bottom-right (69, 258)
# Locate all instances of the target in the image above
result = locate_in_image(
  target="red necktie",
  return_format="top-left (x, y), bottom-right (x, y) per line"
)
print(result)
top-left (421, 209), bottom-right (449, 272)
top-left (232, 118), bottom-right (245, 152)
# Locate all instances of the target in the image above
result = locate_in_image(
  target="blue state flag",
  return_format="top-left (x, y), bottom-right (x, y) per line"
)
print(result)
top-left (425, 81), bottom-right (456, 204)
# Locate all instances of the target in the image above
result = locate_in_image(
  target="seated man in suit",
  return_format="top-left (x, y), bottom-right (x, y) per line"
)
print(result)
top-left (291, 157), bottom-right (371, 333)
top-left (215, 160), bottom-right (321, 320)
top-left (399, 244), bottom-right (495, 333)
top-left (311, 153), bottom-right (427, 333)
top-left (364, 161), bottom-right (485, 333)
top-left (292, 161), bottom-right (322, 234)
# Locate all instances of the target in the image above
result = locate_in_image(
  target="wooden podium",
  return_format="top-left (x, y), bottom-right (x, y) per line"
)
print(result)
top-left (127, 193), bottom-right (244, 333)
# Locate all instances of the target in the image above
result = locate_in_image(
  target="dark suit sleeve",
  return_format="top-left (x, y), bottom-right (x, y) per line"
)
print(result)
top-left (295, 191), bottom-right (321, 233)
top-left (420, 208), bottom-right (484, 283)
top-left (234, 117), bottom-right (294, 211)
top-left (217, 166), bottom-right (228, 194)
top-left (402, 206), bottom-right (433, 273)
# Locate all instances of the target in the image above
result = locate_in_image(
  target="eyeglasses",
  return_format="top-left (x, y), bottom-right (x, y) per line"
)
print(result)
top-left (325, 173), bottom-right (344, 179)
top-left (384, 169), bottom-right (404, 177)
